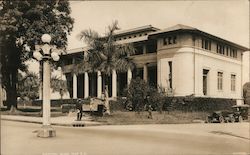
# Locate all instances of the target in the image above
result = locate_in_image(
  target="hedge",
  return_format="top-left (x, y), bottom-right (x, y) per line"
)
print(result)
top-left (31, 98), bottom-right (91, 107)
top-left (110, 97), bottom-right (236, 112)
top-left (167, 97), bottom-right (236, 112)
top-left (9, 96), bottom-right (236, 112)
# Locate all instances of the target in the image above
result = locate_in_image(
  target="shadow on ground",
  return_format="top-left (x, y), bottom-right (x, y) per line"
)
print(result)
top-left (210, 131), bottom-right (250, 141)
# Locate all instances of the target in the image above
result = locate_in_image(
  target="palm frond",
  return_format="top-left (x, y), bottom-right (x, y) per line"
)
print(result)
top-left (77, 21), bottom-right (136, 77)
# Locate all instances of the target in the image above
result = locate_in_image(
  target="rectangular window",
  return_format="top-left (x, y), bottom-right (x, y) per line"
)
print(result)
top-left (163, 36), bottom-right (177, 45)
top-left (173, 36), bottom-right (177, 44)
top-left (203, 69), bottom-right (209, 95)
top-left (168, 61), bottom-right (172, 89)
top-left (230, 48), bottom-right (233, 57)
top-left (168, 37), bottom-right (172, 44)
top-left (217, 72), bottom-right (223, 90)
top-left (216, 44), bottom-right (225, 55)
top-left (226, 46), bottom-right (229, 56)
top-left (231, 74), bottom-right (236, 91)
top-left (217, 44), bottom-right (220, 53)
top-left (233, 49), bottom-right (237, 58)
top-left (228, 48), bottom-right (237, 58)
top-left (202, 39), bottom-right (211, 50)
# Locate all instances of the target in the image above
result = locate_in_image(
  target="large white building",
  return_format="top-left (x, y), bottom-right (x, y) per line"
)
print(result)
top-left (61, 24), bottom-right (249, 103)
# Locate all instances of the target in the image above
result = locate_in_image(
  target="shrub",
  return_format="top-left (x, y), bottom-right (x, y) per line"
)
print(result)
top-left (163, 96), bottom-right (236, 112)
top-left (122, 77), bottom-right (166, 113)
top-left (124, 77), bottom-right (149, 113)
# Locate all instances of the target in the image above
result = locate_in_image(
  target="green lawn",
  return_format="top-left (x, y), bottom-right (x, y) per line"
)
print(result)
top-left (93, 111), bottom-right (209, 125)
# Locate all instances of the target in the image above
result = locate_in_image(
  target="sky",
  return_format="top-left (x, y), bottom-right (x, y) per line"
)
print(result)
top-left (67, 0), bottom-right (249, 50)
top-left (28, 0), bottom-right (250, 76)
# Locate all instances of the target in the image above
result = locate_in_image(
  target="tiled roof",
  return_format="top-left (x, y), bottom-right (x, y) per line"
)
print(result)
top-left (149, 24), bottom-right (196, 36)
top-left (114, 25), bottom-right (159, 37)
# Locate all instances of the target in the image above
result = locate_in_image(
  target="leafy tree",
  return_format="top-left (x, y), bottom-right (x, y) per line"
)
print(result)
top-left (75, 21), bottom-right (135, 114)
top-left (17, 71), bottom-right (39, 101)
top-left (0, 0), bottom-right (74, 111)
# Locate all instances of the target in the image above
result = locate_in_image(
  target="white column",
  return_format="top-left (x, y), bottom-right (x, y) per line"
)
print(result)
top-left (112, 69), bottom-right (117, 98)
top-left (39, 83), bottom-right (43, 100)
top-left (143, 64), bottom-right (148, 82)
top-left (42, 60), bottom-right (51, 126)
top-left (157, 60), bottom-right (161, 88)
top-left (84, 72), bottom-right (89, 98)
top-left (127, 68), bottom-right (132, 86)
top-left (97, 71), bottom-right (102, 98)
top-left (73, 73), bottom-right (77, 99)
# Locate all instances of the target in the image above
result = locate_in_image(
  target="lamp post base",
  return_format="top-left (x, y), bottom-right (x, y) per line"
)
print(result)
top-left (37, 125), bottom-right (56, 138)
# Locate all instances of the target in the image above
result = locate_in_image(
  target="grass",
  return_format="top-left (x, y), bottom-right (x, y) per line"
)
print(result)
top-left (93, 111), bottom-right (209, 125)
top-left (1, 105), bottom-right (209, 124)
top-left (0, 106), bottom-right (66, 117)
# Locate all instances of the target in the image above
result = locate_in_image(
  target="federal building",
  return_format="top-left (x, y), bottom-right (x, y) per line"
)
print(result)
top-left (61, 24), bottom-right (249, 104)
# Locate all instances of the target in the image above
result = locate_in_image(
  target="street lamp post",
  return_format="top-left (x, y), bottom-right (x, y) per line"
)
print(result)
top-left (33, 34), bottom-right (60, 138)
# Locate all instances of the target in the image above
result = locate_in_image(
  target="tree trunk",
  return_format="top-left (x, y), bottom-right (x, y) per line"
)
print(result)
top-left (6, 73), bottom-right (18, 111)
top-left (103, 75), bottom-right (111, 115)
top-left (0, 38), bottom-right (3, 108)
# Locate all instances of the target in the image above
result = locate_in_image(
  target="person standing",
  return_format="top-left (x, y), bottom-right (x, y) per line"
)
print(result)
top-left (76, 99), bottom-right (83, 121)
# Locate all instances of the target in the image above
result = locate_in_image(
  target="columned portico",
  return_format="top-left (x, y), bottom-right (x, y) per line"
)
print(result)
top-left (97, 71), bottom-right (102, 98)
top-left (112, 69), bottom-right (117, 98)
top-left (84, 72), bottom-right (89, 98)
top-left (73, 73), bottom-right (77, 99)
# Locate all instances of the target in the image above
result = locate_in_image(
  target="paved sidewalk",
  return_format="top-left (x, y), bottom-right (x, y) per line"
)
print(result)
top-left (0, 115), bottom-right (103, 127)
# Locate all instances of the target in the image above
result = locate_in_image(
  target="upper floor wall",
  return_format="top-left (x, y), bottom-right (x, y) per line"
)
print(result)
top-left (156, 32), bottom-right (244, 61)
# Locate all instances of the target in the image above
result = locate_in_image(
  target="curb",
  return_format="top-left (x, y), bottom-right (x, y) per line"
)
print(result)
top-left (1, 116), bottom-right (103, 127)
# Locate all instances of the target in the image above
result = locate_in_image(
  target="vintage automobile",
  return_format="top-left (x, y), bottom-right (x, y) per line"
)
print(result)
top-left (61, 98), bottom-right (105, 116)
top-left (206, 104), bottom-right (249, 123)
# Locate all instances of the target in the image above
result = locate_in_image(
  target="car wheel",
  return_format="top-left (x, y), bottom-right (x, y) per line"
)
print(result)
top-left (238, 116), bottom-right (243, 123)
top-left (219, 116), bottom-right (224, 123)
top-left (230, 117), bottom-right (235, 123)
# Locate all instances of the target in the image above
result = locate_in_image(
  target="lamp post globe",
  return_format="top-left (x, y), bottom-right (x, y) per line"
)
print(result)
top-left (51, 52), bottom-right (60, 61)
top-left (33, 51), bottom-right (43, 61)
top-left (41, 34), bottom-right (52, 43)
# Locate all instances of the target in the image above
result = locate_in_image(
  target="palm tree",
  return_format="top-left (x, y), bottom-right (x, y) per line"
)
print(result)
top-left (76, 21), bottom-right (135, 114)
top-left (51, 75), bottom-right (68, 101)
